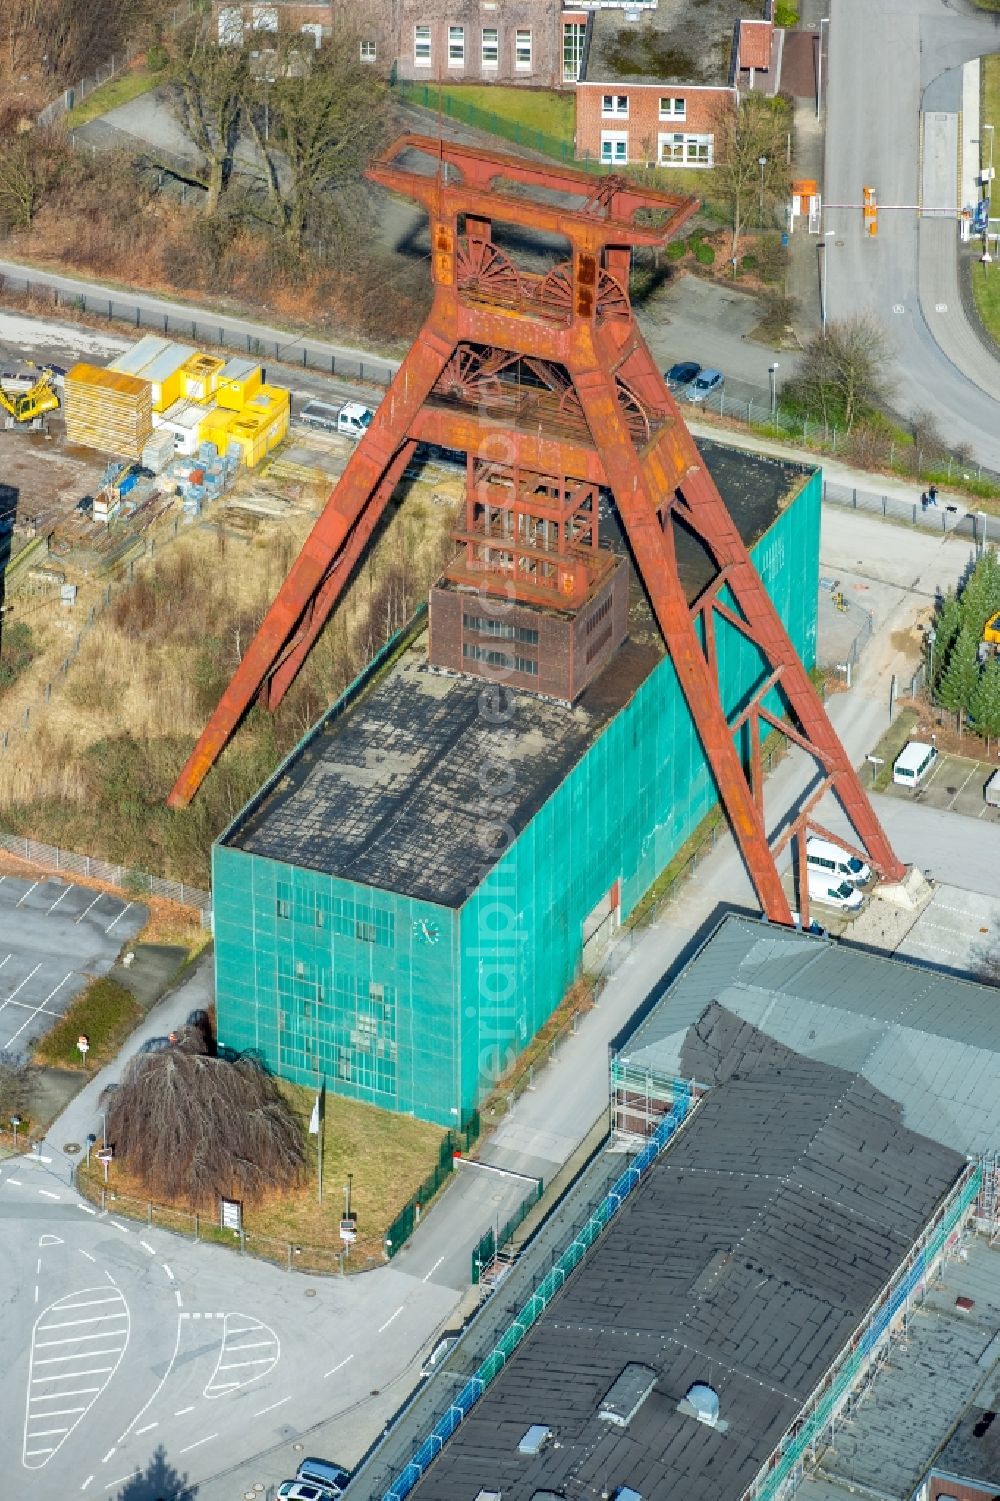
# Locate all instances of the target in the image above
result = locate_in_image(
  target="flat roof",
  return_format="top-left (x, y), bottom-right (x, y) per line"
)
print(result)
top-left (618, 913), bottom-right (1000, 1156)
top-left (402, 1020), bottom-right (964, 1501)
top-left (583, 0), bottom-right (743, 87)
top-left (223, 443), bottom-right (809, 906)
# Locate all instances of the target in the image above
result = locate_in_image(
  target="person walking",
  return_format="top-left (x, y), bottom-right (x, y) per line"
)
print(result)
top-left (928, 483), bottom-right (939, 506)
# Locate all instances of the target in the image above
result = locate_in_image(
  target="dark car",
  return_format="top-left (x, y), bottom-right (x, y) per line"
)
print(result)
top-left (296, 1457), bottom-right (349, 1494)
top-left (138, 1036), bottom-right (172, 1054)
top-left (665, 360), bottom-right (701, 394)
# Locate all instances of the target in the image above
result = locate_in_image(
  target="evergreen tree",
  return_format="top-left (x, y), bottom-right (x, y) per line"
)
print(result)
top-left (961, 550), bottom-right (1000, 637)
top-left (971, 655), bottom-right (1000, 743)
top-left (930, 591), bottom-right (962, 695)
top-left (937, 624), bottom-right (980, 721)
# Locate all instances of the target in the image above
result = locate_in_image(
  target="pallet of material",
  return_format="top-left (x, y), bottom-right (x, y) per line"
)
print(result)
top-left (64, 364), bottom-right (153, 460)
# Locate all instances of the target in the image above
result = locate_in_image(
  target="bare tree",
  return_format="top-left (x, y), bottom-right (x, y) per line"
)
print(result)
top-left (107, 1040), bottom-right (306, 1206)
top-left (0, 126), bottom-right (64, 232)
top-left (788, 315), bottom-right (895, 431)
top-left (0, 1050), bottom-right (32, 1123)
top-left (244, 25), bottom-right (390, 251)
top-left (712, 92), bottom-right (792, 262)
top-left (169, 20), bottom-right (249, 216)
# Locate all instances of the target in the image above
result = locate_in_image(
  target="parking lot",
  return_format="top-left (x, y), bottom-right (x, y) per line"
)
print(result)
top-left (0, 875), bottom-right (146, 1060)
top-left (882, 749), bottom-right (1000, 822)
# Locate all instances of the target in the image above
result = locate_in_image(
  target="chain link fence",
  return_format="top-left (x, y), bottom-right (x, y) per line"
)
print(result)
top-left (35, 2), bottom-right (194, 128)
top-left (0, 271), bottom-right (398, 389)
top-left (0, 831), bottom-right (210, 913)
top-left (821, 477), bottom-right (1000, 542)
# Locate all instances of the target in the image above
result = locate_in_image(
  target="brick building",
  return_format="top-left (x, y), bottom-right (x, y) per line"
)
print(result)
top-left (575, 0), bottom-right (781, 169)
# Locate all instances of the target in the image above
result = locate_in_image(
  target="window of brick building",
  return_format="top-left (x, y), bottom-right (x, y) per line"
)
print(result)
top-left (414, 24), bottom-right (431, 65)
top-left (659, 96), bottom-right (686, 119)
top-left (602, 93), bottom-right (629, 117)
top-left (600, 131), bottom-right (628, 165)
top-left (482, 27), bottom-right (499, 68)
top-left (360, 40), bottom-right (376, 62)
top-left (658, 131), bottom-right (713, 167)
top-left (449, 25), bottom-right (465, 66)
top-left (563, 20), bottom-right (586, 82)
top-left (515, 28), bottom-right (532, 71)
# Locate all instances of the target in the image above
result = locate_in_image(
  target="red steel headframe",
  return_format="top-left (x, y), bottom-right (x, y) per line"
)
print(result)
top-left (168, 134), bottom-right (905, 925)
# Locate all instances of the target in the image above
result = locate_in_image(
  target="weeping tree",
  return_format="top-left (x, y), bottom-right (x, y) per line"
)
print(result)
top-left (107, 1030), bottom-right (305, 1205)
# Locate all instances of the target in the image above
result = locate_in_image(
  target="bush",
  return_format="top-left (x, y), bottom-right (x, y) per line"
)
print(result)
top-left (35, 978), bottom-right (141, 1069)
top-left (755, 233), bottom-right (789, 284)
top-left (666, 239), bottom-right (687, 261)
top-left (147, 43), bottom-right (169, 72)
top-left (0, 621), bottom-right (36, 695)
top-left (741, 254), bottom-right (758, 271)
top-left (774, 2), bottom-right (799, 25)
top-left (694, 242), bottom-right (716, 266)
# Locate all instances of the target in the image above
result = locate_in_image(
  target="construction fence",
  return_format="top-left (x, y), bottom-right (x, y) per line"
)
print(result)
top-left (470, 1179), bottom-right (545, 1284)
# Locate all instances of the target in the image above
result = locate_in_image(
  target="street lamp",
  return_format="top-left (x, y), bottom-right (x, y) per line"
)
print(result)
top-left (818, 229), bottom-right (835, 332)
top-left (10, 1114), bottom-right (21, 1149)
top-left (816, 17), bottom-right (829, 120)
top-left (758, 155), bottom-right (768, 222)
top-left (986, 123), bottom-right (995, 178)
top-left (99, 1110), bottom-right (107, 1149)
top-left (768, 362), bottom-right (779, 419)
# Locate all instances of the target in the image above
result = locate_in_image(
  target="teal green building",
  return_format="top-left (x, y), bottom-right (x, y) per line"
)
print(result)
top-left (212, 443), bottom-right (821, 1127)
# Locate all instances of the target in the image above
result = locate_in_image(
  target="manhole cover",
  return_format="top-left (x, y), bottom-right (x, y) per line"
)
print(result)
top-left (305, 1288), bottom-right (317, 1297)
top-left (63, 1142), bottom-right (81, 1154)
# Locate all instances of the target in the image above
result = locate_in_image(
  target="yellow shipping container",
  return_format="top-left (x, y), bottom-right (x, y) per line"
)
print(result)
top-left (216, 359), bottom-right (263, 412)
top-left (262, 401), bottom-right (289, 451)
top-left (180, 353), bottom-right (225, 402)
top-left (224, 416), bottom-right (268, 469)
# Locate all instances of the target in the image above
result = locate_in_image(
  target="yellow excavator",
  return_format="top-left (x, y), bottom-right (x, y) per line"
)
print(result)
top-left (0, 369), bottom-right (60, 424)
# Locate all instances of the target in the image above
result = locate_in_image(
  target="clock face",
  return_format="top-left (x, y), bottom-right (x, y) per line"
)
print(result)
top-left (413, 917), bottom-right (441, 945)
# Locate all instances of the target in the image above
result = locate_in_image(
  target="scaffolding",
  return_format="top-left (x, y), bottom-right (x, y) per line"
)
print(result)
top-left (976, 1153), bottom-right (1000, 1246)
top-left (740, 1159), bottom-right (984, 1501)
top-left (610, 1058), bottom-right (705, 1144)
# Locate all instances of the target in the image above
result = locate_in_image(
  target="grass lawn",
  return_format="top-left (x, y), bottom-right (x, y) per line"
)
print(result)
top-left (65, 67), bottom-right (161, 128)
top-left (405, 82), bottom-right (574, 144)
top-left (79, 1084), bottom-right (447, 1266)
top-left (34, 977), bottom-right (141, 1069)
top-left (971, 260), bottom-right (1000, 345)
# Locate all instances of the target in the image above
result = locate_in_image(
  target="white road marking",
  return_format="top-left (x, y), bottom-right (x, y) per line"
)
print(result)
top-left (104, 1471), bottom-right (139, 1489)
top-left (100, 1449), bottom-right (116, 1464)
top-left (162, 1263), bottom-right (173, 1280)
top-left (139, 1240), bottom-right (155, 1255)
top-left (4, 972), bottom-right (74, 1049)
top-left (174, 1405), bottom-right (195, 1416)
top-left (104, 902), bottom-right (133, 935)
top-left (113, 1313), bottom-right (183, 1448)
top-left (80, 1474), bottom-right (93, 1490)
top-left (24, 1288), bottom-right (130, 1468)
top-left (104, 1270), bottom-right (118, 1286)
top-left (16, 880), bottom-right (40, 907)
top-left (6, 1178), bottom-right (23, 1185)
top-left (110, 1222), bottom-right (129, 1234)
top-left (422, 1256), bottom-right (444, 1281)
top-left (134, 1422), bottom-right (158, 1436)
top-left (175, 1290), bottom-right (183, 1307)
top-left (47, 886), bottom-right (73, 915)
top-left (34, 1285), bottom-right (39, 1303)
top-left (179, 1433), bottom-right (217, 1455)
top-left (77, 1208), bottom-right (96, 1219)
top-left (253, 1395), bottom-right (291, 1418)
top-left (38, 1190), bottom-right (60, 1201)
top-left (204, 1313), bottom-right (279, 1398)
top-left (36, 1258), bottom-right (42, 1274)
top-left (0, 961), bottom-right (41, 1011)
top-left (78, 1249), bottom-right (96, 1261)
top-left (75, 893), bottom-right (104, 925)
top-left (378, 1306), bottom-right (403, 1333)
top-left (324, 1354), bottom-right (354, 1379)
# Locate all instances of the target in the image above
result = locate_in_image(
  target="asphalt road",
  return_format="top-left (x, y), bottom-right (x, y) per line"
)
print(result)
top-left (825, 0), bottom-right (1000, 464)
top-left (0, 875), bottom-right (145, 1062)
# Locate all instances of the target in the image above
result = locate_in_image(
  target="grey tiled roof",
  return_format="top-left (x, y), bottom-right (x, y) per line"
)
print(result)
top-left (407, 1019), bottom-right (964, 1501)
top-left (620, 914), bottom-right (1000, 1156)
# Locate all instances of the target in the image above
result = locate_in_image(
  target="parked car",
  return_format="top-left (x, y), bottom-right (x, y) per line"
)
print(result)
top-left (299, 399), bottom-right (341, 432)
top-left (807, 873), bottom-right (863, 912)
top-left (296, 1457), bottom-right (349, 1494)
top-left (686, 368), bottom-right (725, 403)
top-left (805, 836), bottom-right (871, 888)
top-left (665, 360), bottom-right (701, 394)
top-left (277, 1482), bottom-right (341, 1501)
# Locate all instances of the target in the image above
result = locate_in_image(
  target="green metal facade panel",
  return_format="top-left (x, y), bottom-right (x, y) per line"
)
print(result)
top-left (213, 844), bottom-right (459, 1118)
top-left (214, 471), bottom-right (821, 1126)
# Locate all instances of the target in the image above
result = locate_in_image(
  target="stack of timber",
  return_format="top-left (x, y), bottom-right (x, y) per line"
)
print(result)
top-left (64, 365), bottom-right (153, 459)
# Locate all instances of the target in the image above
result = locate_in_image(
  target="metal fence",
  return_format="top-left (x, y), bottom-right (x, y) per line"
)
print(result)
top-left (394, 82), bottom-right (592, 169)
top-left (471, 1179), bottom-right (544, 1284)
top-left (821, 477), bottom-right (1000, 542)
top-left (384, 1113), bottom-right (481, 1258)
top-left (36, 3), bottom-right (194, 128)
top-left (0, 831), bottom-right (210, 913)
top-left (0, 271), bottom-right (398, 389)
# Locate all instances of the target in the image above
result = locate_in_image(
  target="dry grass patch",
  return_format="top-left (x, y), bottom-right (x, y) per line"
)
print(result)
top-left (34, 976), bottom-right (141, 1070)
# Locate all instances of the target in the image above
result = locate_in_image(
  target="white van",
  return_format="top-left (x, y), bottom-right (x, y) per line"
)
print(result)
top-left (337, 401), bottom-right (373, 440)
top-left (808, 872), bottom-right (863, 912)
top-left (892, 740), bottom-right (938, 789)
top-left (805, 836), bottom-right (871, 888)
